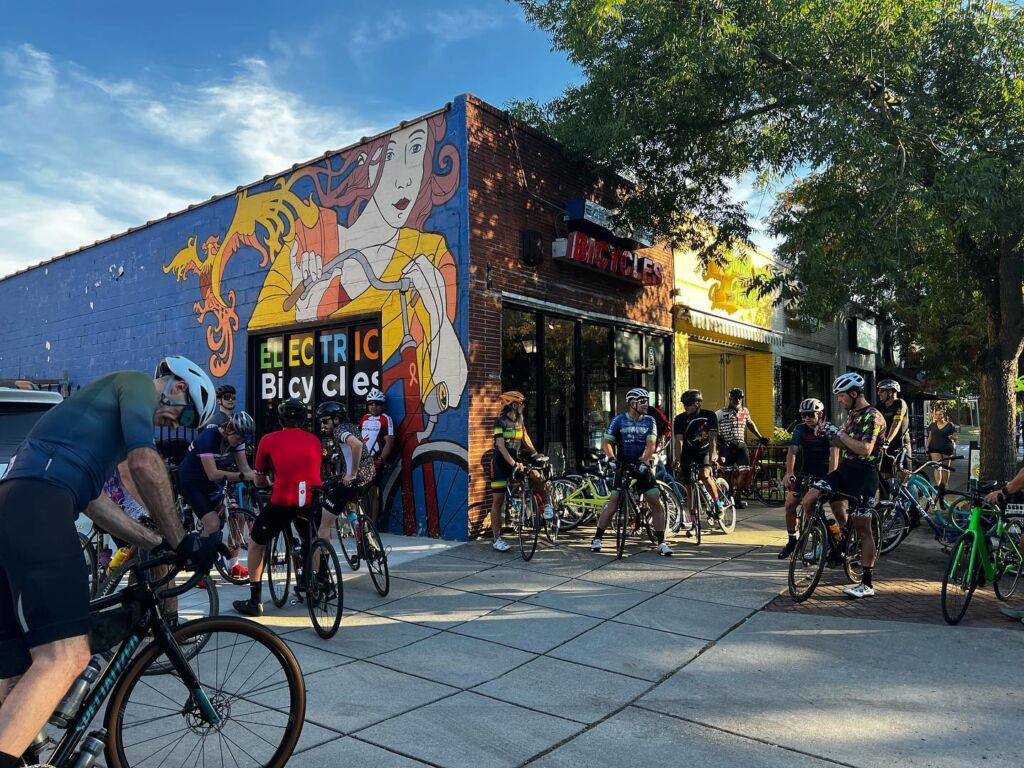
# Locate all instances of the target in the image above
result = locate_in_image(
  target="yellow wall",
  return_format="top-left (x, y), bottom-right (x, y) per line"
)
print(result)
top-left (745, 352), bottom-right (774, 433)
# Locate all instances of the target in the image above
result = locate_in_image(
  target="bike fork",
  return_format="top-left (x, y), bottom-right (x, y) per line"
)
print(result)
top-left (151, 620), bottom-right (221, 726)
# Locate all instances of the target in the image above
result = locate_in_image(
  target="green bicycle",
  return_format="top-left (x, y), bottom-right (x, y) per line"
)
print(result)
top-left (941, 485), bottom-right (1024, 625)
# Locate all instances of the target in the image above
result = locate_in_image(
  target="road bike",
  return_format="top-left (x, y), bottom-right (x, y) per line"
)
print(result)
top-left (788, 482), bottom-right (882, 602)
top-left (329, 478), bottom-right (391, 596)
top-left (676, 461), bottom-right (737, 538)
top-left (723, 441), bottom-right (786, 507)
top-left (940, 485), bottom-right (1024, 625)
top-left (30, 552), bottom-right (305, 768)
top-left (548, 451), bottom-right (615, 532)
top-left (501, 455), bottom-right (553, 560)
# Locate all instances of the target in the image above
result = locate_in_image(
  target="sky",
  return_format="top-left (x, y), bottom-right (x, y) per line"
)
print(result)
top-left (0, 0), bottom-right (775, 277)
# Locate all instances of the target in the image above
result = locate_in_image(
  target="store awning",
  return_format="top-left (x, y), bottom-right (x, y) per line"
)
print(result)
top-left (674, 306), bottom-right (782, 347)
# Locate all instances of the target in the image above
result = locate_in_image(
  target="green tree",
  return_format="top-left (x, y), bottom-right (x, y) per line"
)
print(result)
top-left (514, 0), bottom-right (1024, 478)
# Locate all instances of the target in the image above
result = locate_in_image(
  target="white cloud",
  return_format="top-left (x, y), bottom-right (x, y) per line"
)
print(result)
top-left (0, 46), bottom-right (382, 276)
top-left (426, 7), bottom-right (509, 43)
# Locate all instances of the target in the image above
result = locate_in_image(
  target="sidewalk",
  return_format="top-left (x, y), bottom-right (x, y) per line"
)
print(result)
top-left (221, 505), bottom-right (1024, 767)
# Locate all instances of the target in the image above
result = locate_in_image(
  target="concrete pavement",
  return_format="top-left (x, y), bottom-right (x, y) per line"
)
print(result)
top-left (214, 505), bottom-right (1024, 767)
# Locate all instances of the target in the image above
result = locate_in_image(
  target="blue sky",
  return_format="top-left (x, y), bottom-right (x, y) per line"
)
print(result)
top-left (0, 0), bottom-right (773, 277)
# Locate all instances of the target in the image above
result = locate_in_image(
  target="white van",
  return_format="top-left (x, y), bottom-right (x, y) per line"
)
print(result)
top-left (0, 387), bottom-right (63, 476)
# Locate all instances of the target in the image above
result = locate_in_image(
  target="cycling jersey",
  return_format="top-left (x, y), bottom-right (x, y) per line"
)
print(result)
top-left (715, 405), bottom-right (751, 445)
top-left (331, 423), bottom-right (375, 485)
top-left (359, 412), bottom-right (394, 458)
top-left (605, 413), bottom-right (656, 464)
top-left (254, 428), bottom-right (323, 507)
top-left (673, 410), bottom-right (718, 454)
top-left (1, 371), bottom-right (158, 511)
top-left (177, 426), bottom-right (244, 487)
top-left (841, 406), bottom-right (887, 464)
top-left (876, 398), bottom-right (911, 447)
top-left (493, 415), bottom-right (525, 454)
top-left (103, 469), bottom-right (146, 521)
top-left (790, 422), bottom-right (831, 478)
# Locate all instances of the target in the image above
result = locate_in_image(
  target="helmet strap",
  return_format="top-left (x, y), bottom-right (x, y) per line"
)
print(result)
top-left (159, 378), bottom-right (198, 427)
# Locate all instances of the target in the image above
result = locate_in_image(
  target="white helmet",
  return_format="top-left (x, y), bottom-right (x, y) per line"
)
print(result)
top-left (366, 388), bottom-right (386, 403)
top-left (154, 355), bottom-right (218, 428)
top-left (832, 372), bottom-right (865, 395)
top-left (626, 387), bottom-right (649, 403)
top-left (799, 398), bottom-right (825, 414)
top-left (876, 379), bottom-right (901, 394)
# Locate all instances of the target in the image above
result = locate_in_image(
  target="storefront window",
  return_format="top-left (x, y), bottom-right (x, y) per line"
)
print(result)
top-left (501, 308), bottom-right (538, 438)
top-left (543, 318), bottom-right (576, 474)
top-left (582, 324), bottom-right (612, 451)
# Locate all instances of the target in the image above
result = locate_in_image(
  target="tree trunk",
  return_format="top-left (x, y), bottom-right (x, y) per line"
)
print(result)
top-left (978, 356), bottom-right (1019, 481)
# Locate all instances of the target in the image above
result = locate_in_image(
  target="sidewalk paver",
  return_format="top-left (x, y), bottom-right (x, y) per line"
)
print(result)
top-left (445, 566), bottom-right (568, 599)
top-left (285, 610), bottom-right (440, 658)
top-left (450, 601), bottom-right (601, 653)
top-left (298, 736), bottom-right (430, 766)
top-left (578, 559), bottom-right (695, 593)
top-left (524, 578), bottom-right (652, 619)
top-left (372, 631), bottom-right (534, 689)
top-left (665, 572), bottom-right (784, 609)
top-left (613, 593), bottom-right (752, 640)
top-left (365, 586), bottom-right (510, 629)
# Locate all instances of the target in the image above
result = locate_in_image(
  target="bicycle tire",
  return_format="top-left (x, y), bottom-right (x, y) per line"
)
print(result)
top-left (941, 532), bottom-right (978, 625)
top-left (104, 616), bottom-right (306, 768)
top-left (519, 487), bottom-right (541, 561)
top-left (615, 490), bottom-right (629, 559)
top-left (143, 570), bottom-right (219, 676)
top-left (693, 489), bottom-right (703, 546)
top-left (361, 516), bottom-right (391, 596)
top-left (994, 518), bottom-right (1024, 600)
top-left (306, 538), bottom-right (343, 639)
top-left (716, 479), bottom-right (737, 533)
top-left (80, 532), bottom-right (99, 598)
top-left (638, 492), bottom-right (656, 544)
top-left (337, 515), bottom-right (360, 571)
top-left (789, 517), bottom-right (828, 602)
top-left (844, 510), bottom-right (881, 583)
top-left (659, 481), bottom-right (682, 536)
top-left (878, 503), bottom-right (911, 556)
top-left (549, 477), bottom-right (590, 532)
top-left (266, 529), bottom-right (292, 608)
top-left (215, 508), bottom-right (258, 585)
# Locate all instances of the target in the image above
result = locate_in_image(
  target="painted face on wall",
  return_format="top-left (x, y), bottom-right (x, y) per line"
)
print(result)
top-left (369, 123), bottom-right (427, 229)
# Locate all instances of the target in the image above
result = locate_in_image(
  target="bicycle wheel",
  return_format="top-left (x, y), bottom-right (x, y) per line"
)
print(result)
top-left (844, 510), bottom-right (881, 583)
top-left (144, 568), bottom-right (220, 676)
top-left (518, 488), bottom-right (541, 561)
top-left (80, 532), bottom-right (99, 598)
top-left (994, 518), bottom-right (1024, 600)
top-left (215, 509), bottom-right (258, 585)
top-left (692, 492), bottom-right (703, 546)
top-left (336, 515), bottom-right (360, 571)
top-left (942, 532), bottom-right (979, 625)
top-left (878, 503), bottom-right (911, 556)
top-left (659, 482), bottom-right (682, 535)
top-left (615, 492), bottom-right (629, 559)
top-left (305, 538), bottom-right (343, 639)
top-left (266, 529), bottom-right (292, 608)
top-left (105, 616), bottom-right (306, 768)
top-left (762, 471), bottom-right (786, 507)
top-left (361, 516), bottom-right (390, 597)
top-left (549, 477), bottom-right (589, 531)
top-left (637, 493), bottom-right (657, 544)
top-left (716, 479), bottom-right (737, 533)
top-left (789, 517), bottom-right (828, 602)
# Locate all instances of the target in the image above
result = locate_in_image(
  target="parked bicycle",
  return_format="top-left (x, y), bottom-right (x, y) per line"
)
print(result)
top-left (330, 477), bottom-right (391, 596)
top-left (32, 551), bottom-right (305, 768)
top-left (501, 455), bottom-right (554, 560)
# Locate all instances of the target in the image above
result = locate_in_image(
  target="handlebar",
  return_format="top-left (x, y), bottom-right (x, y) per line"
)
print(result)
top-left (134, 551), bottom-right (207, 599)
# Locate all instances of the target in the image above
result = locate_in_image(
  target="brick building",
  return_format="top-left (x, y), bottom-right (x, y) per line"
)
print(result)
top-left (0, 94), bottom-right (674, 541)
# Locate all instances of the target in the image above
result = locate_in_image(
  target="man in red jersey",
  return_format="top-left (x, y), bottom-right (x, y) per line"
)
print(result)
top-left (233, 398), bottom-right (322, 617)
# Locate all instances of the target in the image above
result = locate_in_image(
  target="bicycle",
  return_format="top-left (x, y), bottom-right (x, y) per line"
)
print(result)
top-left (548, 452), bottom-right (615, 532)
top-left (677, 461), bottom-right (737, 537)
top-left (263, 490), bottom-right (345, 638)
top-left (788, 481), bottom-right (882, 602)
top-left (329, 478), bottom-right (391, 597)
top-left (32, 551), bottom-right (305, 768)
top-left (940, 485), bottom-right (1024, 625)
top-left (172, 482), bottom-right (258, 586)
top-left (501, 456), bottom-right (553, 561)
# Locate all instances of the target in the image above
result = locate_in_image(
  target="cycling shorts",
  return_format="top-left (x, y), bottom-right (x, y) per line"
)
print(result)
top-left (721, 442), bottom-right (751, 468)
top-left (612, 466), bottom-right (659, 497)
top-left (251, 503), bottom-right (304, 547)
top-left (326, 478), bottom-right (372, 509)
top-left (490, 456), bottom-right (516, 491)
top-left (821, 461), bottom-right (879, 510)
top-left (0, 479), bottom-right (89, 678)
top-left (180, 482), bottom-right (224, 520)
top-left (678, 450), bottom-right (712, 471)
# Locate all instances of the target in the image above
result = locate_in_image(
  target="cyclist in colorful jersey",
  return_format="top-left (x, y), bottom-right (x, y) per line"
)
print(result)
top-left (592, 388), bottom-right (672, 556)
top-left (714, 388), bottom-right (767, 508)
top-left (800, 373), bottom-right (886, 598)
top-left (0, 356), bottom-right (221, 768)
top-left (175, 410), bottom-right (257, 579)
top-left (358, 388), bottom-right (395, 526)
top-left (673, 389), bottom-right (723, 528)
top-left (875, 379), bottom-right (911, 481)
top-left (488, 391), bottom-right (552, 552)
top-left (317, 400), bottom-right (376, 543)
top-left (234, 398), bottom-right (324, 617)
top-left (778, 398), bottom-right (838, 559)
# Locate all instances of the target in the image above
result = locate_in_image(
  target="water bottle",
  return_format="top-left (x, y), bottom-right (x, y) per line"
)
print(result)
top-left (826, 518), bottom-right (843, 543)
top-left (50, 657), bottom-right (103, 727)
top-left (71, 729), bottom-right (106, 768)
top-left (107, 546), bottom-right (132, 574)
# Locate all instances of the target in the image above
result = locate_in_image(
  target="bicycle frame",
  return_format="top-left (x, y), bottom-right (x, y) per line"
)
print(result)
top-left (950, 500), bottom-right (1002, 584)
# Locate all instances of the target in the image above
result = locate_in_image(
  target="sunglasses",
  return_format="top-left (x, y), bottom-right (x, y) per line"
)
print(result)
top-left (221, 394), bottom-right (236, 401)
top-left (368, 402), bottom-right (384, 407)
top-left (800, 413), bottom-right (817, 418)
top-left (632, 399), bottom-right (649, 405)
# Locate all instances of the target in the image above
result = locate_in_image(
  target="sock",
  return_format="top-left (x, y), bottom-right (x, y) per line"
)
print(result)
top-left (0, 752), bottom-right (20, 768)
top-left (656, 530), bottom-right (665, 544)
top-left (862, 568), bottom-right (873, 588)
top-left (787, 531), bottom-right (797, 539)
top-left (595, 527), bottom-right (606, 539)
top-left (250, 582), bottom-right (263, 603)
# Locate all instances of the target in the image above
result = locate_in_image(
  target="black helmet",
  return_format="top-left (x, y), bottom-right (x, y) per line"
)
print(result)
top-left (277, 398), bottom-right (307, 427)
top-left (216, 384), bottom-right (236, 398)
top-left (729, 388), bottom-right (745, 399)
top-left (681, 389), bottom-right (703, 406)
top-left (316, 401), bottom-right (344, 422)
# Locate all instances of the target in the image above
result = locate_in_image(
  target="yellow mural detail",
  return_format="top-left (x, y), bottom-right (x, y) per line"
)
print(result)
top-left (703, 251), bottom-right (773, 328)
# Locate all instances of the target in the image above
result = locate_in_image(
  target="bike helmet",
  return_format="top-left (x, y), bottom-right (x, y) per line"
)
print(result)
top-left (366, 387), bottom-right (386, 403)
top-left (500, 390), bottom-right (526, 406)
top-left (832, 372), bottom-right (865, 395)
top-left (729, 387), bottom-right (745, 398)
top-left (216, 384), bottom-right (236, 398)
top-left (154, 355), bottom-right (217, 429)
top-left (876, 379), bottom-right (900, 394)
top-left (229, 410), bottom-right (255, 436)
top-left (798, 398), bottom-right (825, 414)
top-left (316, 401), bottom-right (345, 422)
top-left (626, 387), bottom-right (649, 403)
top-left (681, 389), bottom-right (703, 406)
top-left (277, 398), bottom-right (308, 427)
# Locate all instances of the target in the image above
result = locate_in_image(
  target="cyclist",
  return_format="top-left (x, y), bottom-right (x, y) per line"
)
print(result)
top-left (209, 384), bottom-right (237, 427)
top-left (875, 379), bottom-right (911, 481)
top-left (778, 398), bottom-right (837, 559)
top-left (359, 388), bottom-right (396, 526)
top-left (673, 389), bottom-right (723, 529)
top-left (715, 388), bottom-right (767, 509)
top-left (592, 388), bottom-right (673, 556)
top-left (0, 355), bottom-right (222, 768)
top-left (317, 400), bottom-right (376, 544)
top-left (488, 391), bottom-right (553, 552)
top-left (234, 398), bottom-right (324, 617)
top-left (175, 410), bottom-right (257, 579)
top-left (799, 373), bottom-right (886, 599)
